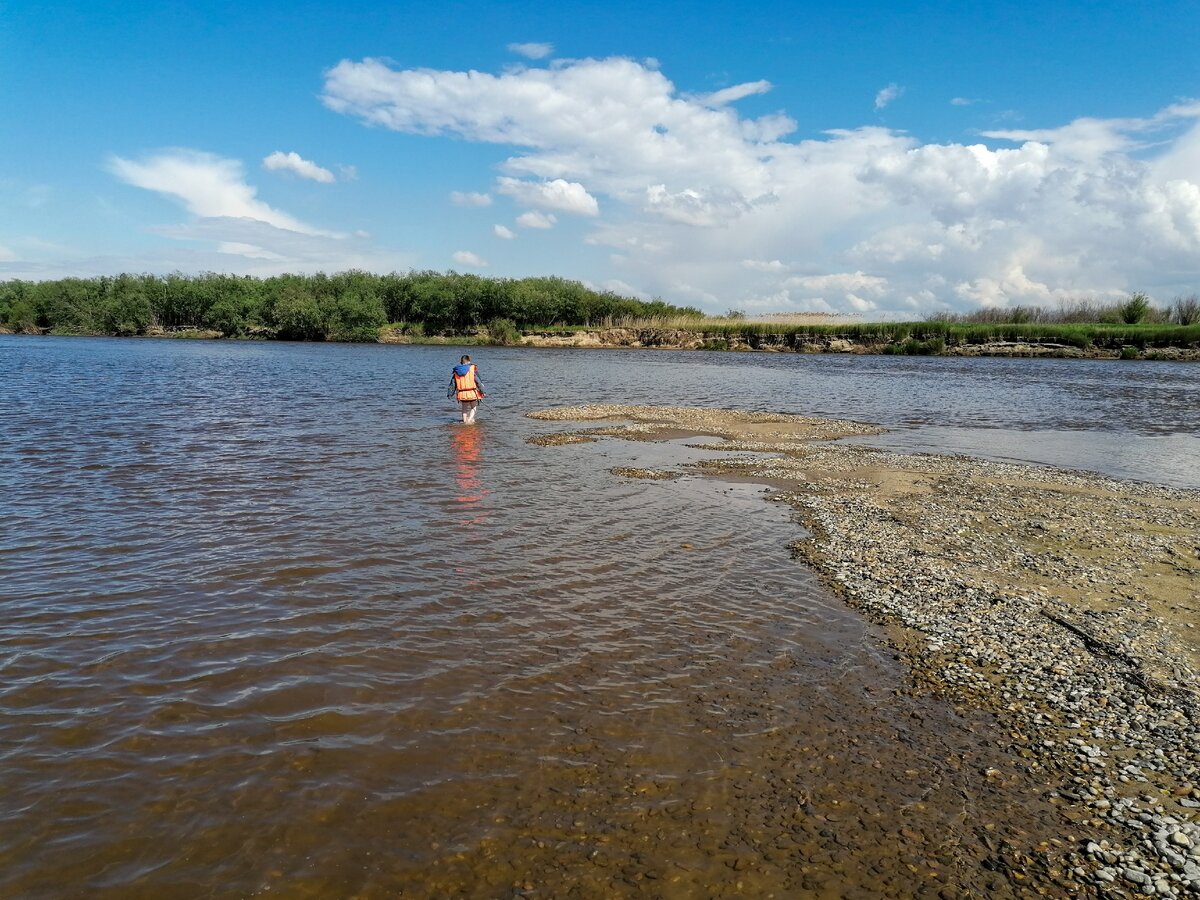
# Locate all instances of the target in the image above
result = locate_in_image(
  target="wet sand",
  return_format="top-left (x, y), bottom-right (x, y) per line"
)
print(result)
top-left (529, 405), bottom-right (1200, 896)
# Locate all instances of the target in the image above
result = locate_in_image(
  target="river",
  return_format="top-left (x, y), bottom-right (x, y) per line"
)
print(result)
top-left (1, 336), bottom-right (1196, 897)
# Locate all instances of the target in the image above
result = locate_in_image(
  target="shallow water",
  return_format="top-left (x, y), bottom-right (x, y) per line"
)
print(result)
top-left (2, 336), bottom-right (1195, 896)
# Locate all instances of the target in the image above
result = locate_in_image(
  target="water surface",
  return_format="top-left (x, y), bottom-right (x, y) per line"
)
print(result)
top-left (2, 336), bottom-right (1195, 896)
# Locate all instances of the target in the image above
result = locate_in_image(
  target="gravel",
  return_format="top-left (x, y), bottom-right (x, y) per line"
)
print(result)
top-left (530, 404), bottom-right (1200, 896)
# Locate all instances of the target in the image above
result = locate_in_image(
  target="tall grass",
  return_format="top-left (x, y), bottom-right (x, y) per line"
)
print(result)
top-left (545, 317), bottom-right (1200, 349)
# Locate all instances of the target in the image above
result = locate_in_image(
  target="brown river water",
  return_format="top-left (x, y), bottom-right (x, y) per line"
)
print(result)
top-left (4, 337), bottom-right (1198, 897)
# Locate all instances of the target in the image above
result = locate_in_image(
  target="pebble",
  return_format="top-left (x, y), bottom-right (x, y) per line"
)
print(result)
top-left (531, 404), bottom-right (1200, 897)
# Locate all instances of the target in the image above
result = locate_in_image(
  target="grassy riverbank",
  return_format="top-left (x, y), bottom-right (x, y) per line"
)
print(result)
top-left (4, 272), bottom-right (1198, 358)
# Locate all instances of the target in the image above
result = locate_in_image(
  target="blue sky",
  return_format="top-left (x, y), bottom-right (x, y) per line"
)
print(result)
top-left (3, 0), bottom-right (1199, 314)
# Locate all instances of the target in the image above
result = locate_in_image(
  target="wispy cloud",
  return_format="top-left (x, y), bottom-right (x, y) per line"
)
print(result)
top-left (515, 210), bottom-right (556, 229)
top-left (950, 97), bottom-right (978, 107)
top-left (493, 224), bottom-right (516, 239)
top-left (109, 149), bottom-right (329, 234)
top-left (450, 190), bottom-right (492, 207)
top-left (699, 80), bottom-right (772, 107)
top-left (452, 249), bottom-right (488, 267)
top-left (262, 151), bottom-right (336, 183)
top-left (874, 83), bottom-right (903, 110)
top-left (507, 42), bottom-right (554, 60)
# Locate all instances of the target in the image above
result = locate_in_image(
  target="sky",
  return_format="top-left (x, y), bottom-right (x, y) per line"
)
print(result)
top-left (3, 0), bottom-right (1199, 316)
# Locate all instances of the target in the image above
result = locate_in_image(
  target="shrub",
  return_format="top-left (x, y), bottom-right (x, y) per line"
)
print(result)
top-left (1118, 292), bottom-right (1151, 324)
top-left (1173, 294), bottom-right (1200, 326)
top-left (1119, 346), bottom-right (1140, 360)
top-left (328, 290), bottom-right (386, 341)
top-left (5, 297), bottom-right (38, 333)
top-left (273, 292), bottom-right (326, 340)
top-left (485, 317), bottom-right (521, 345)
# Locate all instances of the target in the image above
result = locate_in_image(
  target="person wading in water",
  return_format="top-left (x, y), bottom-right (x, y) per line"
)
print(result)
top-left (448, 355), bottom-right (485, 424)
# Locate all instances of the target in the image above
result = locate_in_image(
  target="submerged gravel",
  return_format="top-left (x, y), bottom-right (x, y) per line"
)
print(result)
top-left (530, 404), bottom-right (1200, 896)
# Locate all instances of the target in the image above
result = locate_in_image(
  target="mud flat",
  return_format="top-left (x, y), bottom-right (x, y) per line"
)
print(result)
top-left (529, 404), bottom-right (1200, 896)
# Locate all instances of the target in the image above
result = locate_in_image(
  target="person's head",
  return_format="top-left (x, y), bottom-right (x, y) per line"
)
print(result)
top-left (460, 355), bottom-right (471, 364)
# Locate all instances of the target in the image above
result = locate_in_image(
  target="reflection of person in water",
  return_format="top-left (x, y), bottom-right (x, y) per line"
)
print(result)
top-left (448, 355), bottom-right (485, 425)
top-left (449, 423), bottom-right (487, 510)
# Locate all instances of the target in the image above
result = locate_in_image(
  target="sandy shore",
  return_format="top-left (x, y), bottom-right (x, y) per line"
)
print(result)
top-left (529, 404), bottom-right (1200, 895)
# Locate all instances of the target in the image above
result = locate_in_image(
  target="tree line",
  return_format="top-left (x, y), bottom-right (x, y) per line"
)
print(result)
top-left (0, 271), bottom-right (702, 341)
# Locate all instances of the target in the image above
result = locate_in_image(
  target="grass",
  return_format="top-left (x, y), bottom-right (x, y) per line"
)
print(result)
top-left (535, 319), bottom-right (1200, 350)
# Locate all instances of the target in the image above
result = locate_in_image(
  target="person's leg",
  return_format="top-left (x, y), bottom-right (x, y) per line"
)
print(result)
top-left (464, 400), bottom-right (478, 424)
top-left (460, 401), bottom-right (470, 423)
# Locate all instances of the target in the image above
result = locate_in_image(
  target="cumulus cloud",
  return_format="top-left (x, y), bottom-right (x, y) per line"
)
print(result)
top-left (323, 56), bottom-right (1200, 313)
top-left (494, 224), bottom-right (516, 239)
top-left (452, 249), bottom-right (488, 267)
top-left (874, 83), bottom-right (903, 110)
top-left (450, 190), bottom-right (492, 207)
top-left (516, 210), bottom-right (557, 229)
top-left (109, 149), bottom-right (328, 235)
top-left (508, 42), bottom-right (554, 59)
top-left (262, 151), bottom-right (336, 183)
top-left (496, 177), bottom-right (599, 215)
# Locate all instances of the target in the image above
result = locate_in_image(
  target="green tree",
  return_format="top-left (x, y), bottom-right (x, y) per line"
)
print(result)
top-left (272, 286), bottom-right (326, 340)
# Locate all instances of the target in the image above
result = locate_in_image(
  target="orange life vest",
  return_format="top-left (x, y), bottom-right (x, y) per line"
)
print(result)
top-left (453, 364), bottom-right (482, 401)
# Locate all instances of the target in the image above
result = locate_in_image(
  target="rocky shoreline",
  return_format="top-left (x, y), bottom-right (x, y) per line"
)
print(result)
top-left (529, 405), bottom-right (1200, 896)
top-left (518, 329), bottom-right (1200, 361)
top-left (7, 324), bottom-right (1197, 360)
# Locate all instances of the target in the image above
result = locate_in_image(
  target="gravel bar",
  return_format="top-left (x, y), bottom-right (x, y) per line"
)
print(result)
top-left (529, 404), bottom-right (1200, 896)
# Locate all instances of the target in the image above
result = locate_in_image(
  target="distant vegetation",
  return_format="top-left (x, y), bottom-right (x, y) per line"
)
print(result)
top-left (672, 319), bottom-right (1200, 351)
top-left (2, 273), bottom-right (1197, 355)
top-left (0, 271), bottom-right (701, 341)
top-left (925, 294), bottom-right (1200, 327)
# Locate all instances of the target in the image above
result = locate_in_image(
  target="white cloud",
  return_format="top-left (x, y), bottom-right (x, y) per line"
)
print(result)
top-left (262, 151), bottom-right (336, 183)
top-left (323, 56), bottom-right (1200, 313)
top-left (0, 217), bottom-right (414, 281)
top-left (450, 190), bottom-right (492, 207)
top-left (508, 42), bottom-right (554, 60)
top-left (950, 97), bottom-right (977, 107)
top-left (338, 164), bottom-right (358, 181)
top-left (516, 210), bottom-right (556, 229)
top-left (452, 249), bottom-right (488, 267)
top-left (496, 177), bottom-right (599, 215)
top-left (875, 83), bottom-right (903, 110)
top-left (700, 80), bottom-right (772, 107)
top-left (109, 149), bottom-right (328, 235)
top-left (493, 224), bottom-right (516, 239)
top-left (644, 184), bottom-right (751, 227)
top-left (216, 241), bottom-right (287, 260)
top-left (742, 258), bottom-right (787, 272)
top-left (87, 150), bottom-right (413, 278)
top-left (786, 272), bottom-right (888, 294)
